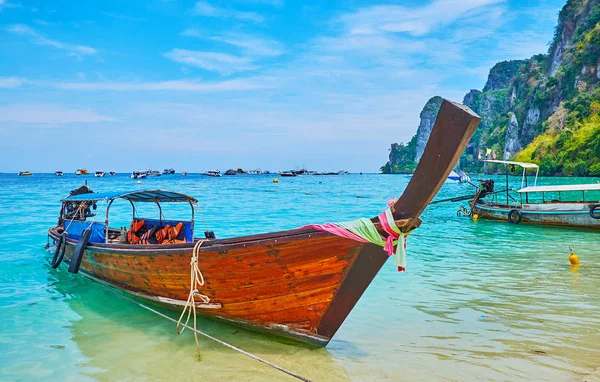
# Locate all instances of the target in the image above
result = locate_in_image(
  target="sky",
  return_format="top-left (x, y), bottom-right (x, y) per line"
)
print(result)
top-left (0, 0), bottom-right (566, 173)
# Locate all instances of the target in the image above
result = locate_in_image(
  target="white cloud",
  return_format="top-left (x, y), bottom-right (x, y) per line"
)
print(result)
top-left (0, 77), bottom-right (24, 88)
top-left (192, 1), bottom-right (264, 23)
top-left (102, 12), bottom-right (144, 21)
top-left (164, 49), bottom-right (255, 74)
top-left (244, 0), bottom-right (283, 7)
top-left (213, 34), bottom-right (283, 56)
top-left (0, 104), bottom-right (117, 124)
top-left (0, 0), bottom-right (18, 11)
top-left (7, 24), bottom-right (97, 56)
top-left (53, 78), bottom-right (274, 91)
top-left (339, 0), bottom-right (505, 36)
top-left (182, 29), bottom-right (283, 56)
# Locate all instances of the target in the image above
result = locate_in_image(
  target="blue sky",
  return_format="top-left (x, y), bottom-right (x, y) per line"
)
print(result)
top-left (0, 0), bottom-right (565, 173)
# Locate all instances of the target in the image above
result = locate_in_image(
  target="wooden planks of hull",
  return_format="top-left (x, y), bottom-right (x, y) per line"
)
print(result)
top-left (50, 228), bottom-right (380, 346)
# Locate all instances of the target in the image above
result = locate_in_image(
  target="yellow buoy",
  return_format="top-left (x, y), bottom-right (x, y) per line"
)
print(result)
top-left (569, 246), bottom-right (580, 265)
top-left (273, 178), bottom-right (279, 183)
top-left (472, 214), bottom-right (479, 220)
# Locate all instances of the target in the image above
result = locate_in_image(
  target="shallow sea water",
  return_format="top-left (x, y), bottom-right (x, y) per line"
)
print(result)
top-left (0, 173), bottom-right (599, 381)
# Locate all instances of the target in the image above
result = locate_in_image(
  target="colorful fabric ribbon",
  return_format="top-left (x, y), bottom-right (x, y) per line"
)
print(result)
top-left (309, 208), bottom-right (408, 272)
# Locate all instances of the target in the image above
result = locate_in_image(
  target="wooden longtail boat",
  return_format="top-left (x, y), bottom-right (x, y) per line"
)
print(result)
top-left (471, 160), bottom-right (600, 229)
top-left (47, 100), bottom-right (480, 346)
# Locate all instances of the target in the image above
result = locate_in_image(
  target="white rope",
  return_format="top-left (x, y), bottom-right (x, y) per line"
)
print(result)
top-left (63, 199), bottom-right (107, 234)
top-left (194, 204), bottom-right (211, 233)
top-left (176, 239), bottom-right (211, 358)
top-left (96, 284), bottom-right (310, 381)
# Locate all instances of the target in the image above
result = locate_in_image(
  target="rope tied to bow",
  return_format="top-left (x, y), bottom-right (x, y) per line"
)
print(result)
top-left (176, 239), bottom-right (211, 359)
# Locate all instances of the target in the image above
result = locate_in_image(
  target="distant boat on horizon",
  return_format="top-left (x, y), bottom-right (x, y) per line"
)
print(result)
top-left (18, 171), bottom-right (32, 176)
top-left (94, 171), bottom-right (106, 177)
top-left (131, 170), bottom-right (147, 179)
top-left (109, 171), bottom-right (116, 176)
top-left (55, 170), bottom-right (63, 176)
top-left (224, 169), bottom-right (237, 176)
top-left (278, 171), bottom-right (296, 177)
top-left (75, 169), bottom-right (89, 175)
top-left (201, 170), bottom-right (222, 177)
top-left (163, 168), bottom-right (175, 175)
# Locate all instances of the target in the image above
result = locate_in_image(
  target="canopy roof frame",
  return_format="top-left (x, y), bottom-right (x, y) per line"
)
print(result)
top-left (518, 184), bottom-right (600, 193)
top-left (62, 189), bottom-right (198, 204)
top-left (61, 190), bottom-right (197, 243)
top-left (482, 159), bottom-right (540, 169)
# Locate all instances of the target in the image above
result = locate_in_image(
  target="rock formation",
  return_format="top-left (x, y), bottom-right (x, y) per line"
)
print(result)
top-left (414, 96), bottom-right (443, 163)
top-left (384, 0), bottom-right (600, 176)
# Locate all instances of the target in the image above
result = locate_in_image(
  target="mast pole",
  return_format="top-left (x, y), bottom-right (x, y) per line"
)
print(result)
top-left (105, 199), bottom-right (114, 244)
top-left (506, 165), bottom-right (509, 206)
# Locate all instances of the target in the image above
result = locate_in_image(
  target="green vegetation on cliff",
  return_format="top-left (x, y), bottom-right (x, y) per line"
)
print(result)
top-left (516, 94), bottom-right (600, 175)
top-left (380, 137), bottom-right (417, 174)
top-left (383, 0), bottom-right (600, 176)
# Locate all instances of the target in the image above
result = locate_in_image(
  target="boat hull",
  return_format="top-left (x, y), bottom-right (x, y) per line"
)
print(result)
top-left (472, 202), bottom-right (600, 229)
top-left (48, 227), bottom-right (388, 346)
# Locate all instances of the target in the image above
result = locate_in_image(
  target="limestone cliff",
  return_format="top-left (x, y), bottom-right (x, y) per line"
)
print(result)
top-left (414, 96), bottom-right (443, 162)
top-left (384, 0), bottom-right (600, 176)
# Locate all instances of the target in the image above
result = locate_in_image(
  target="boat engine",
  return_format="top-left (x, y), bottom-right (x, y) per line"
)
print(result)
top-left (474, 179), bottom-right (494, 200)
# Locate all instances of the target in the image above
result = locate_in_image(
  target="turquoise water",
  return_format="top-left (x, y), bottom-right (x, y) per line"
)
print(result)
top-left (1, 173), bottom-right (599, 381)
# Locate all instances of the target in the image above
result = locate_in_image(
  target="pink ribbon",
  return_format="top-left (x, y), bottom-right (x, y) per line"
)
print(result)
top-left (377, 211), bottom-right (398, 257)
top-left (307, 223), bottom-right (369, 243)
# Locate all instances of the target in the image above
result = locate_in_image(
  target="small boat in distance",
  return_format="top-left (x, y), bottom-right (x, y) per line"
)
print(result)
top-left (55, 171), bottom-right (63, 176)
top-left (75, 169), bottom-right (89, 175)
top-left (109, 171), bottom-right (116, 176)
top-left (291, 168), bottom-right (309, 176)
top-left (279, 171), bottom-right (296, 177)
top-left (471, 160), bottom-right (600, 229)
top-left (148, 170), bottom-right (161, 177)
top-left (224, 169), bottom-right (237, 176)
top-left (94, 171), bottom-right (106, 177)
top-left (447, 169), bottom-right (470, 183)
top-left (131, 171), bottom-right (147, 179)
top-left (163, 168), bottom-right (175, 175)
top-left (201, 170), bottom-right (222, 177)
top-left (182, 171), bottom-right (188, 176)
top-left (18, 171), bottom-right (32, 176)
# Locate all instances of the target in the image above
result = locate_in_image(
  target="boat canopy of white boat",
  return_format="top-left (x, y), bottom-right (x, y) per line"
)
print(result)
top-left (483, 159), bottom-right (539, 188)
top-left (483, 159), bottom-right (539, 169)
top-left (518, 184), bottom-right (600, 193)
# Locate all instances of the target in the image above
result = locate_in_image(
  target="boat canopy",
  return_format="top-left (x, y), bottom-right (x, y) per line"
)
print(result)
top-left (518, 184), bottom-right (600, 193)
top-left (62, 190), bottom-right (197, 204)
top-left (483, 159), bottom-right (539, 169)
